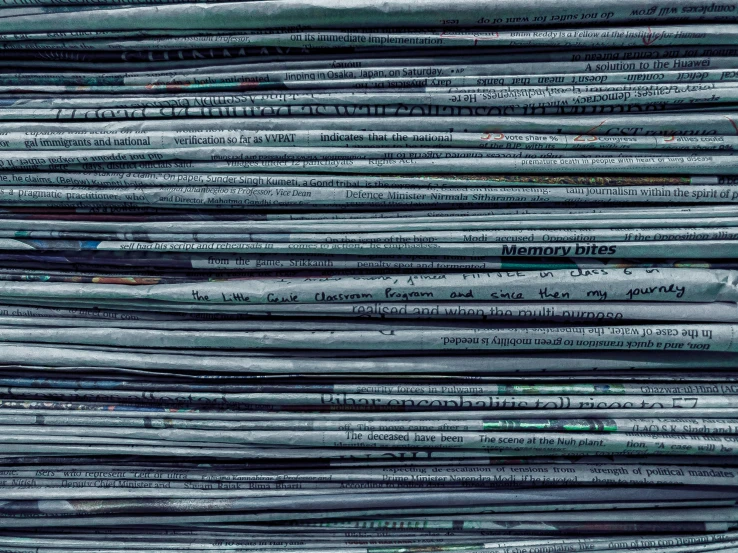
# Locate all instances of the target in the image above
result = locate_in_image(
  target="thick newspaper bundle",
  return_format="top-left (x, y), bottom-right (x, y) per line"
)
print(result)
top-left (0, 0), bottom-right (737, 551)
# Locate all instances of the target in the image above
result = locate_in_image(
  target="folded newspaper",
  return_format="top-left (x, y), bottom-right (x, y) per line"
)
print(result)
top-left (0, 0), bottom-right (737, 551)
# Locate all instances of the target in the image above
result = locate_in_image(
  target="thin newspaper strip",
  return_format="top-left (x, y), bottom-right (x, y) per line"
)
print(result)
top-left (0, 0), bottom-right (737, 32)
top-left (3, 112), bottom-right (735, 134)
top-left (0, 25), bottom-right (735, 48)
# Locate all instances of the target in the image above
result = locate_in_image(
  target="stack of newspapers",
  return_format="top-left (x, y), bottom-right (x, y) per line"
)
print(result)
top-left (0, 0), bottom-right (738, 550)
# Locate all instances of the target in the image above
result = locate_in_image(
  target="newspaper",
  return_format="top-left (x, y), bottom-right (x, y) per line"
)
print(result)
top-left (2, 46), bottom-right (727, 71)
top-left (7, 128), bottom-right (738, 151)
top-left (0, 300), bottom-right (733, 322)
top-left (48, 155), bottom-right (738, 175)
top-left (13, 128), bottom-right (695, 153)
top-left (0, 267), bottom-right (723, 304)
top-left (4, 186), bottom-right (738, 211)
top-left (0, 323), bottom-right (734, 351)
top-left (1, 254), bottom-right (709, 274)
top-left (0, 25), bottom-right (736, 49)
top-left (2, 0), bottom-right (738, 33)
top-left (2, 0), bottom-right (738, 548)
top-left (0, 534), bottom-right (736, 553)
top-left (0, 341), bottom-right (734, 372)
top-left (0, 203), bottom-right (731, 222)
top-left (0, 108), bottom-right (738, 136)
top-left (0, 172), bottom-right (721, 188)
top-left (4, 112), bottom-right (736, 135)
top-left (4, 385), bottom-right (738, 408)
top-left (11, 226), bottom-right (738, 242)
top-left (8, 57), bottom-right (738, 84)
top-left (2, 462), bottom-right (737, 487)
top-left (1, 147), bottom-right (731, 168)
